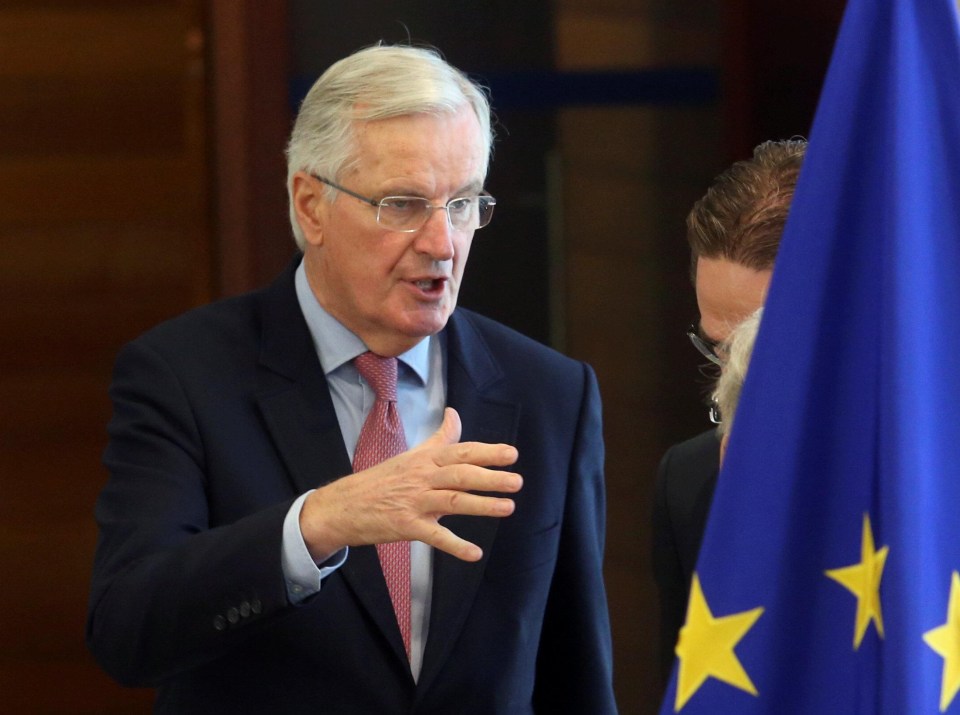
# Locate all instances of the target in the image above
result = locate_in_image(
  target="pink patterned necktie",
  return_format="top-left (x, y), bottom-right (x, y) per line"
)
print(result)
top-left (352, 352), bottom-right (411, 659)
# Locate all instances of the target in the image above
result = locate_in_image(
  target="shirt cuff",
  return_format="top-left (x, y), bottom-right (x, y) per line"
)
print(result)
top-left (281, 490), bottom-right (348, 604)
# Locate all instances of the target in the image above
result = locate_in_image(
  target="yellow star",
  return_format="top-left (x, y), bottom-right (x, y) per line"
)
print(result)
top-left (673, 573), bottom-right (764, 711)
top-left (923, 571), bottom-right (960, 713)
top-left (824, 513), bottom-right (888, 649)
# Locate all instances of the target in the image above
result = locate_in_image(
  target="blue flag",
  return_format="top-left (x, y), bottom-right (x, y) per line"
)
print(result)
top-left (660, 0), bottom-right (960, 712)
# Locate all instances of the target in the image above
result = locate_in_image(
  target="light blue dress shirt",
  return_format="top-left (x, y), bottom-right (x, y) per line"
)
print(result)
top-left (280, 261), bottom-right (445, 680)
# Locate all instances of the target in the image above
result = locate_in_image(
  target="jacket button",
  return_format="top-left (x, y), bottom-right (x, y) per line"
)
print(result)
top-left (239, 601), bottom-right (251, 618)
top-left (226, 607), bottom-right (240, 624)
top-left (213, 615), bottom-right (227, 631)
top-left (250, 599), bottom-right (263, 614)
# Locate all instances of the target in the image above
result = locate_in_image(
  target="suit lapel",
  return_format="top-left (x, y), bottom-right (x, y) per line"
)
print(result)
top-left (254, 260), bottom-right (351, 495)
top-left (253, 260), bottom-right (406, 664)
top-left (417, 311), bottom-right (520, 694)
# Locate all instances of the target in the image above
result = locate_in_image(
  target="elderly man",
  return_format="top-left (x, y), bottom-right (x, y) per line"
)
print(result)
top-left (88, 45), bottom-right (616, 714)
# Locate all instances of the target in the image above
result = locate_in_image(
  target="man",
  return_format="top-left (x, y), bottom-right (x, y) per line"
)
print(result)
top-left (87, 45), bottom-right (616, 714)
top-left (652, 139), bottom-right (806, 680)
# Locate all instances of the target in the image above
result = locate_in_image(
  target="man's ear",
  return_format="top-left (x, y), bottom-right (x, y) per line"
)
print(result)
top-left (291, 172), bottom-right (328, 247)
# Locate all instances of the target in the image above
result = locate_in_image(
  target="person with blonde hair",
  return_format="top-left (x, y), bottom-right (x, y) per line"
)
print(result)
top-left (712, 308), bottom-right (763, 464)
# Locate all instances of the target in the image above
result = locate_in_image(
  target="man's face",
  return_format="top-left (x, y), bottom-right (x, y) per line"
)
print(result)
top-left (297, 107), bottom-right (486, 356)
top-left (694, 256), bottom-right (772, 345)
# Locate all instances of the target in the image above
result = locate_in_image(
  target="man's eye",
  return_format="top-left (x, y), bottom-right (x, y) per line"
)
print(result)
top-left (448, 198), bottom-right (473, 215)
top-left (382, 198), bottom-right (420, 212)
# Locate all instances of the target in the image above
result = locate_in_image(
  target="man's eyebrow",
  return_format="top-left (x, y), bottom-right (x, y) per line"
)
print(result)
top-left (456, 180), bottom-right (484, 195)
top-left (381, 180), bottom-right (484, 198)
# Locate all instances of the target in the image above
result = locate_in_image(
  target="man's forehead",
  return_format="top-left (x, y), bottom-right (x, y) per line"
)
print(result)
top-left (695, 256), bottom-right (772, 341)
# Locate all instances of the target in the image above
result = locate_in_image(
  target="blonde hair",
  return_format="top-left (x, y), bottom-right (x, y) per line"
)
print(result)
top-left (713, 307), bottom-right (763, 438)
top-left (285, 44), bottom-right (494, 249)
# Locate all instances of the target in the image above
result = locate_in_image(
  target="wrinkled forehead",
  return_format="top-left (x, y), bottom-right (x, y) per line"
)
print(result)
top-left (346, 108), bottom-right (489, 184)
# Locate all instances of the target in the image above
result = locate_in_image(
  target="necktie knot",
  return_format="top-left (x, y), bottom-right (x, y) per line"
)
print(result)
top-left (355, 352), bottom-right (398, 402)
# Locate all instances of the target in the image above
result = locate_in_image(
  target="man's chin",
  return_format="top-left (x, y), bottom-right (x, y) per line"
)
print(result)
top-left (400, 308), bottom-right (453, 340)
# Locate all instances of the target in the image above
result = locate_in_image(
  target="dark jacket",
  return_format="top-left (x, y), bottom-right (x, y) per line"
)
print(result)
top-left (87, 259), bottom-right (617, 714)
top-left (652, 428), bottom-right (720, 682)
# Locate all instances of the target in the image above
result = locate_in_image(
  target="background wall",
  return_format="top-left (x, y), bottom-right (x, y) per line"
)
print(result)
top-left (1, 2), bottom-right (209, 711)
top-left (0, 1), bottom-right (841, 712)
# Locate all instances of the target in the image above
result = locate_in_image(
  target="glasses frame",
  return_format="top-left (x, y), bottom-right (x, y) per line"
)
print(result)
top-left (686, 323), bottom-right (724, 366)
top-left (312, 175), bottom-right (496, 233)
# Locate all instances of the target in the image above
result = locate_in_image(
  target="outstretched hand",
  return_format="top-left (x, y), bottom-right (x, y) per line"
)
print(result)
top-left (300, 408), bottom-right (521, 562)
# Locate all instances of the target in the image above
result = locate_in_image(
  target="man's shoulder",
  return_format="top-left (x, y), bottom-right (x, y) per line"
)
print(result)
top-left (134, 290), bottom-right (262, 353)
top-left (657, 429), bottom-right (720, 496)
top-left (663, 429), bottom-right (721, 466)
top-left (132, 261), bottom-right (297, 356)
top-left (655, 429), bottom-right (720, 537)
top-left (118, 267), bottom-right (299, 386)
top-left (447, 307), bottom-right (592, 397)
top-left (450, 308), bottom-right (573, 365)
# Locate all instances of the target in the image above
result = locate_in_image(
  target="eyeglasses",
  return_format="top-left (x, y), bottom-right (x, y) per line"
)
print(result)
top-left (314, 176), bottom-right (496, 233)
top-left (686, 323), bottom-right (724, 366)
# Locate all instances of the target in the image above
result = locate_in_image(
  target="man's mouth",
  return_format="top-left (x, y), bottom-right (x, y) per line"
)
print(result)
top-left (413, 278), bottom-right (445, 291)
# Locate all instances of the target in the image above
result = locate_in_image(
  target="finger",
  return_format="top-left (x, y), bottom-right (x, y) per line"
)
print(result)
top-left (428, 465), bottom-right (523, 493)
top-left (411, 520), bottom-right (484, 562)
top-left (420, 490), bottom-right (516, 518)
top-left (433, 441), bottom-right (519, 469)
top-left (419, 407), bottom-right (461, 451)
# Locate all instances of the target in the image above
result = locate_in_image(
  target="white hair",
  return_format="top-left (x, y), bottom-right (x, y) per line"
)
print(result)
top-left (713, 307), bottom-right (763, 438)
top-left (285, 44), bottom-right (494, 249)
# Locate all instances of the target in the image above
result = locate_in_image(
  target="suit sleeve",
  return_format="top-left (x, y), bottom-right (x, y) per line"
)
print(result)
top-left (532, 363), bottom-right (618, 714)
top-left (86, 339), bottom-right (293, 687)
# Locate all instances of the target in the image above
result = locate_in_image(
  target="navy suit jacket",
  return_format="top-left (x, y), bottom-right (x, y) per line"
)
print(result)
top-left (651, 429), bottom-right (720, 683)
top-left (87, 260), bottom-right (616, 714)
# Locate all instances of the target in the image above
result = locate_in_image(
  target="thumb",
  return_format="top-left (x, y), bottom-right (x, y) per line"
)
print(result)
top-left (426, 407), bottom-right (461, 448)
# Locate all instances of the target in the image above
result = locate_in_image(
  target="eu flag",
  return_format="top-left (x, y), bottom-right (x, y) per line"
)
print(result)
top-left (660, 0), bottom-right (960, 712)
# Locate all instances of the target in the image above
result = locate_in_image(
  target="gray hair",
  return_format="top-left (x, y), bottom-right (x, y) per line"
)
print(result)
top-left (713, 307), bottom-right (763, 438)
top-left (285, 44), bottom-right (494, 250)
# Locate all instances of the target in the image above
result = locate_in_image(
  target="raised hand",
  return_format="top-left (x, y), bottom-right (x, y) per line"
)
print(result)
top-left (300, 407), bottom-right (522, 562)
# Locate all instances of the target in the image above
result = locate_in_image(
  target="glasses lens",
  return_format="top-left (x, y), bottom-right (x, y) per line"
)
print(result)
top-left (686, 325), bottom-right (723, 366)
top-left (377, 197), bottom-right (431, 231)
top-left (476, 196), bottom-right (495, 229)
top-left (446, 196), bottom-right (496, 231)
top-left (446, 197), bottom-right (477, 231)
top-left (376, 194), bottom-right (497, 232)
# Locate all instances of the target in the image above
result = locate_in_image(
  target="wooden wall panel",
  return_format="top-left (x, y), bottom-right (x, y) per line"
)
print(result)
top-left (722, 0), bottom-right (844, 159)
top-left (0, 1), bottom-right (210, 710)
top-left (0, 8), bottom-right (187, 76)
top-left (208, 0), bottom-right (294, 296)
top-left (553, 3), bottom-right (722, 713)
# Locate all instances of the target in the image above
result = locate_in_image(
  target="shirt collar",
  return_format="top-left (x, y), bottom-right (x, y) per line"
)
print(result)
top-left (294, 260), bottom-right (430, 385)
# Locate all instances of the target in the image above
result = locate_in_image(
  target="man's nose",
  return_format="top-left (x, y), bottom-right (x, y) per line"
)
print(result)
top-left (413, 207), bottom-right (456, 261)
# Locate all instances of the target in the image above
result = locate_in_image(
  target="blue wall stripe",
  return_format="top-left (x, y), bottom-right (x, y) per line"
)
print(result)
top-left (290, 67), bottom-right (718, 112)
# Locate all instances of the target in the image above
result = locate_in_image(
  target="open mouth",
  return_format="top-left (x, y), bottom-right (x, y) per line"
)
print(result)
top-left (413, 278), bottom-right (445, 292)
